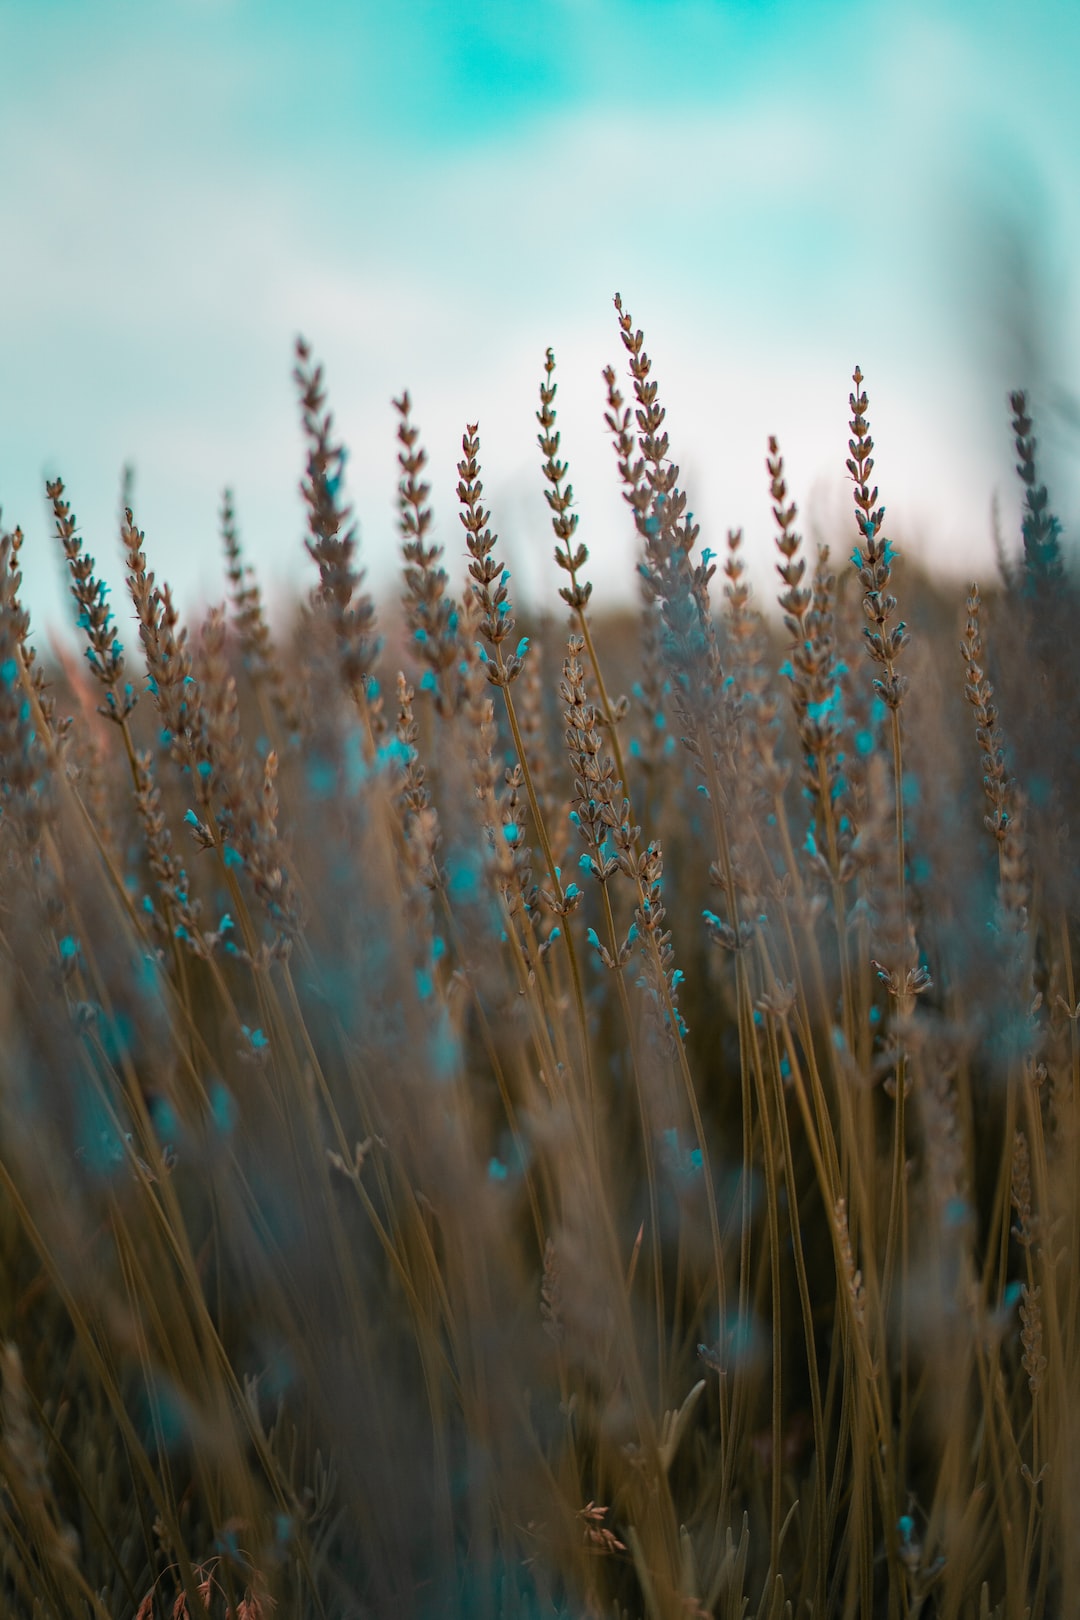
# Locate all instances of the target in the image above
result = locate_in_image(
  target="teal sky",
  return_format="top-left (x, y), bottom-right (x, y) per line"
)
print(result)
top-left (2, 0), bottom-right (1079, 641)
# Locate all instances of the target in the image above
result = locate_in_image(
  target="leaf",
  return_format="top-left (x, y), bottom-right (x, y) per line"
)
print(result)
top-left (658, 1379), bottom-right (705, 1474)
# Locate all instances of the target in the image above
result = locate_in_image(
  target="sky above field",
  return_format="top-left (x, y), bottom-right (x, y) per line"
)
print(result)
top-left (2, 0), bottom-right (1080, 643)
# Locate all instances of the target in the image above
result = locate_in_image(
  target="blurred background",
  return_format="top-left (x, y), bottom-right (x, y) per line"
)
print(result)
top-left (1, 0), bottom-right (1079, 642)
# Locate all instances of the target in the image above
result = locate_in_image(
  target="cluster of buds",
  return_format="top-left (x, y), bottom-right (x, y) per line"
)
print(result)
top-left (847, 369), bottom-right (908, 711)
top-left (458, 426), bottom-right (528, 687)
top-left (295, 338), bottom-right (380, 711)
top-left (539, 348), bottom-right (592, 613)
top-left (49, 478), bottom-right (135, 723)
top-left (396, 394), bottom-right (461, 717)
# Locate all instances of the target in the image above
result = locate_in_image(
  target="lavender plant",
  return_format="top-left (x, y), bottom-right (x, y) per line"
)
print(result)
top-left (0, 318), bottom-right (1077, 1620)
